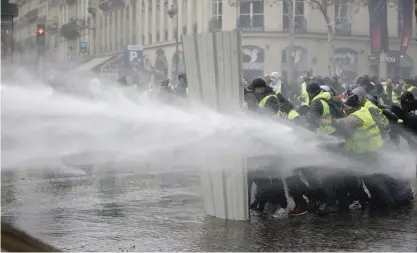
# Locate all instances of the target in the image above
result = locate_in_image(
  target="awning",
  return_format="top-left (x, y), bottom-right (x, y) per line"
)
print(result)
top-left (76, 55), bottom-right (114, 72)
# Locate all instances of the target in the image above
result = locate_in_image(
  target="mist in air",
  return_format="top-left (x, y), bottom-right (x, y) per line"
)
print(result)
top-left (1, 70), bottom-right (415, 179)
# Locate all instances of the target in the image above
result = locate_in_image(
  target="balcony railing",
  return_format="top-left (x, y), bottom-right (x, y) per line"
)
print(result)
top-left (236, 18), bottom-right (264, 32)
top-left (283, 15), bottom-right (307, 33)
top-left (334, 23), bottom-right (352, 36)
top-left (99, 0), bottom-right (126, 12)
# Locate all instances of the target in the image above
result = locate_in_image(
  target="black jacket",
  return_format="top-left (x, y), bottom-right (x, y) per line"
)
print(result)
top-left (392, 105), bottom-right (417, 135)
top-left (402, 99), bottom-right (417, 111)
top-left (255, 86), bottom-right (280, 116)
top-left (306, 91), bottom-right (332, 128)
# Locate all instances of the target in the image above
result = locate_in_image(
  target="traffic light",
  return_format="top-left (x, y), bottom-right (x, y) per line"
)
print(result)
top-left (36, 24), bottom-right (46, 46)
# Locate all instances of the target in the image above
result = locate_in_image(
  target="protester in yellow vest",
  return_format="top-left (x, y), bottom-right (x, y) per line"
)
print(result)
top-left (363, 94), bottom-right (390, 132)
top-left (320, 86), bottom-right (384, 154)
top-left (250, 77), bottom-right (281, 116)
top-left (300, 81), bottom-right (310, 106)
top-left (402, 78), bottom-right (417, 98)
top-left (305, 82), bottom-right (337, 135)
top-left (276, 93), bottom-right (302, 123)
top-left (384, 78), bottom-right (400, 105)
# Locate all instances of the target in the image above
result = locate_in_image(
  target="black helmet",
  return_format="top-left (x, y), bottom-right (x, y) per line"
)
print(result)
top-left (249, 78), bottom-right (267, 89)
top-left (345, 94), bottom-right (361, 107)
top-left (306, 82), bottom-right (321, 95)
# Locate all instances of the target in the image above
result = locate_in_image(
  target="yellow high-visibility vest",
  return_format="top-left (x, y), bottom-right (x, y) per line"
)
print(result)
top-left (344, 107), bottom-right (384, 153)
top-left (300, 82), bottom-right (310, 106)
top-left (288, 109), bottom-right (300, 120)
top-left (407, 86), bottom-right (416, 93)
top-left (384, 85), bottom-right (399, 105)
top-left (275, 82), bottom-right (282, 96)
top-left (311, 91), bottom-right (336, 135)
top-left (363, 100), bottom-right (389, 127)
top-left (259, 95), bottom-right (281, 116)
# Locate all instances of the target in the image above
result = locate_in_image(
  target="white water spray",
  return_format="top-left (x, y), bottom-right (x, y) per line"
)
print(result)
top-left (1, 72), bottom-right (415, 180)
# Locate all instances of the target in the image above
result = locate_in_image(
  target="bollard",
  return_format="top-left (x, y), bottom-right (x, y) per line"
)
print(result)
top-left (182, 31), bottom-right (249, 221)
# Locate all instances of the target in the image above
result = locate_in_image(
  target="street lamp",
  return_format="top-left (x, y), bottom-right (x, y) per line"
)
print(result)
top-left (168, 4), bottom-right (179, 81)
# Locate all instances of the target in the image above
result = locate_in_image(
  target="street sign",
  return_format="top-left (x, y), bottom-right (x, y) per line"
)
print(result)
top-left (80, 42), bottom-right (88, 51)
top-left (124, 45), bottom-right (143, 71)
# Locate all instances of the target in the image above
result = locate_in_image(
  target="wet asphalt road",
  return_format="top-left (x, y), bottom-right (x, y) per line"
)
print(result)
top-left (2, 168), bottom-right (417, 252)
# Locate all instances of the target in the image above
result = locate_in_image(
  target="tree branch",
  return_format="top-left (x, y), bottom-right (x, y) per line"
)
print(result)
top-left (310, 0), bottom-right (333, 33)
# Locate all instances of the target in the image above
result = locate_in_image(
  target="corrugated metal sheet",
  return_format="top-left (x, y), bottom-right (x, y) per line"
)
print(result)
top-left (182, 31), bottom-right (249, 221)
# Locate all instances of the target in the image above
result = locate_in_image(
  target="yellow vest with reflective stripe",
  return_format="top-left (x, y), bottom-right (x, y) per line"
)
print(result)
top-left (344, 107), bottom-right (384, 153)
top-left (364, 100), bottom-right (389, 127)
top-left (259, 95), bottom-right (281, 116)
top-left (407, 86), bottom-right (416, 93)
top-left (384, 86), bottom-right (399, 104)
top-left (312, 92), bottom-right (336, 135)
top-left (274, 82), bottom-right (282, 96)
top-left (259, 95), bottom-right (274, 108)
top-left (288, 109), bottom-right (300, 120)
top-left (168, 83), bottom-right (175, 91)
top-left (300, 82), bottom-right (310, 106)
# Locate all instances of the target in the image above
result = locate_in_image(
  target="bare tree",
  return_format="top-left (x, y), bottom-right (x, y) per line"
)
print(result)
top-left (308, 0), bottom-right (366, 76)
top-left (309, 0), bottom-right (398, 76)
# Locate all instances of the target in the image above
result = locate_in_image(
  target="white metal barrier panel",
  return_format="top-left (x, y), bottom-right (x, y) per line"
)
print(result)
top-left (182, 31), bottom-right (249, 221)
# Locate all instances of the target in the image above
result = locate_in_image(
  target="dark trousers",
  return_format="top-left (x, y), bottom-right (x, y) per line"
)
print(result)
top-left (297, 167), bottom-right (327, 204)
top-left (286, 174), bottom-right (309, 207)
top-left (249, 174), bottom-right (288, 211)
top-left (257, 177), bottom-right (287, 211)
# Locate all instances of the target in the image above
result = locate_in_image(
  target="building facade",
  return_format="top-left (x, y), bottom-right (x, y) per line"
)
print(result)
top-left (11, 0), bottom-right (417, 82)
top-left (12, 0), bottom-right (91, 65)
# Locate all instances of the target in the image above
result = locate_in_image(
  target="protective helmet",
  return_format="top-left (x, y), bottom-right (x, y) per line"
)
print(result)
top-left (306, 82), bottom-right (321, 95)
top-left (346, 84), bottom-right (360, 95)
top-left (250, 78), bottom-right (267, 89)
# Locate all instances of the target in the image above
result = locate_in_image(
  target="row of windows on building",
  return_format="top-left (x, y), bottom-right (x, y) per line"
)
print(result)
top-left (210, 0), bottom-right (406, 36)
top-left (95, 0), bottom-right (199, 53)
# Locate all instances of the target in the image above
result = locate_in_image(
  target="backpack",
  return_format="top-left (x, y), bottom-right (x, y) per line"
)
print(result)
top-left (322, 97), bottom-right (345, 119)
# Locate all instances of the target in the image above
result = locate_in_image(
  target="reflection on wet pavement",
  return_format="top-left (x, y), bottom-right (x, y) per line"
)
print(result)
top-left (2, 168), bottom-right (417, 251)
